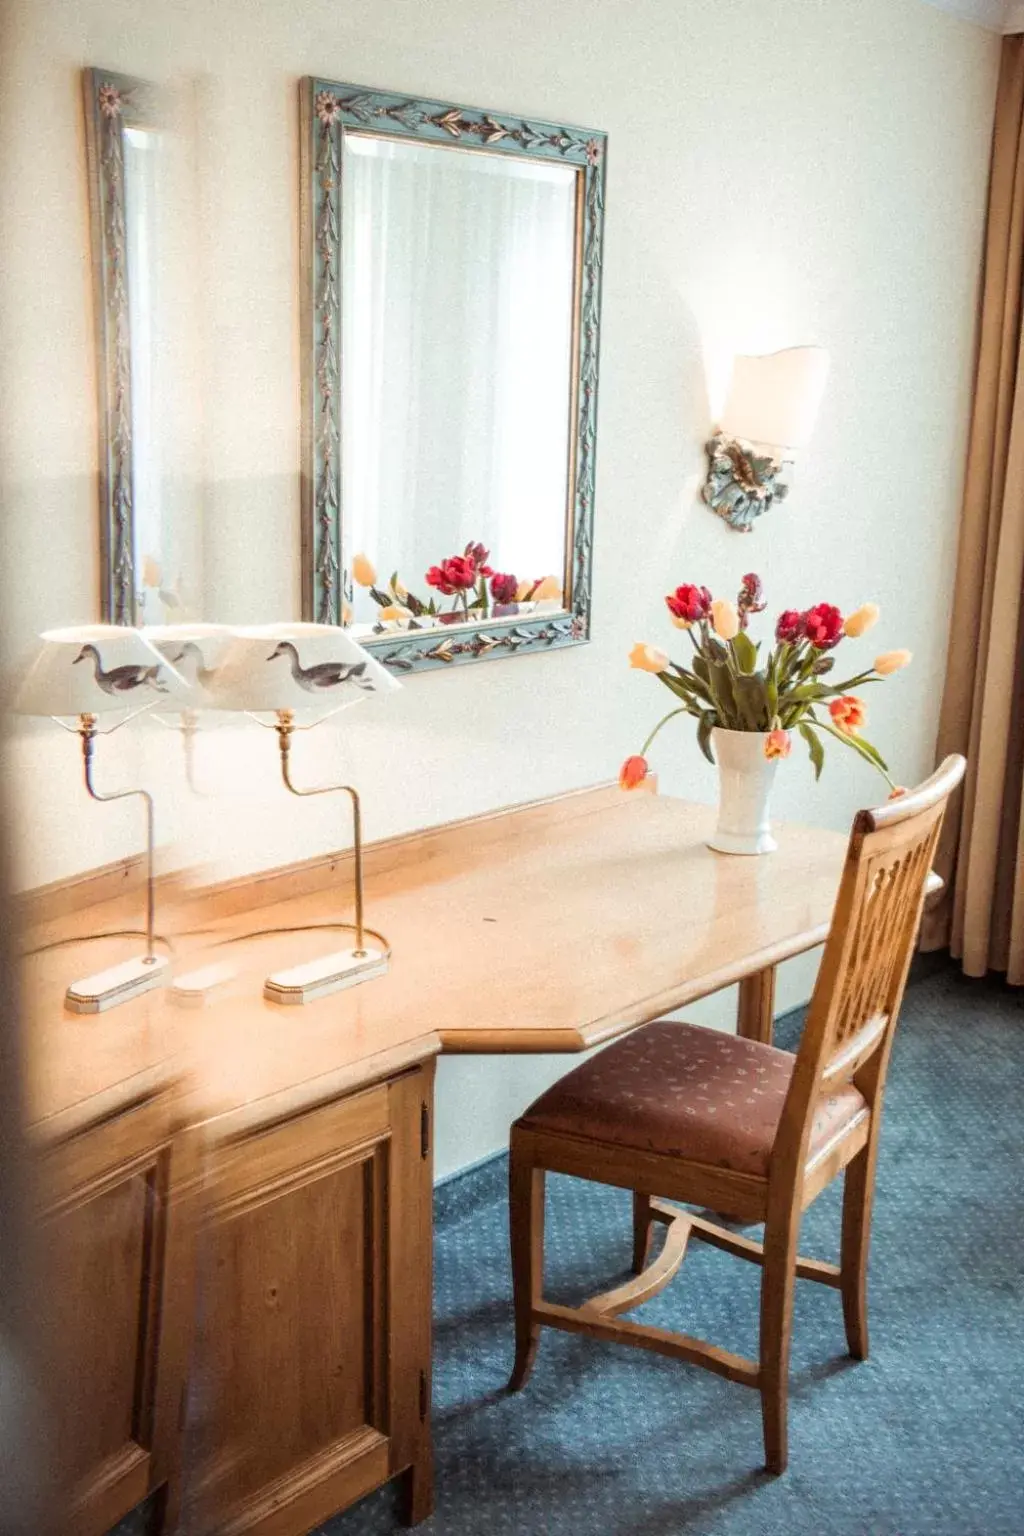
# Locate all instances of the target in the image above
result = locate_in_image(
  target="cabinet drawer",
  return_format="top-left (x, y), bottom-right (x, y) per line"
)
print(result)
top-left (208, 1083), bottom-right (390, 1210)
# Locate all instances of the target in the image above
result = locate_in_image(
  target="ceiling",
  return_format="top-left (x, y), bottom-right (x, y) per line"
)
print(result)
top-left (920, 0), bottom-right (1022, 29)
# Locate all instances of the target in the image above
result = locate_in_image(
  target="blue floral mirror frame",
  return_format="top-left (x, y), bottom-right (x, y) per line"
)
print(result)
top-left (83, 67), bottom-right (151, 625)
top-left (299, 77), bottom-right (606, 674)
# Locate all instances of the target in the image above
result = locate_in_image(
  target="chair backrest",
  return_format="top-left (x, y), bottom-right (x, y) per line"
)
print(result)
top-left (772, 755), bottom-right (966, 1181)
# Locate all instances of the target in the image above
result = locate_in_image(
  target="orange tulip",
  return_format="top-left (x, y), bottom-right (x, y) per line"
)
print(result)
top-left (619, 755), bottom-right (649, 790)
top-left (629, 642), bottom-right (669, 674)
top-left (351, 552), bottom-right (376, 588)
top-left (875, 649), bottom-right (912, 675)
top-left (888, 785), bottom-right (908, 800)
top-left (764, 729), bottom-right (791, 761)
top-left (843, 603), bottom-right (880, 638)
top-left (710, 598), bottom-right (739, 640)
top-left (829, 695), bottom-right (866, 734)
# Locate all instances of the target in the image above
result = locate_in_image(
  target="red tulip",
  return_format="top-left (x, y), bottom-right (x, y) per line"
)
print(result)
top-left (666, 583), bottom-right (712, 626)
top-left (803, 603), bottom-right (845, 650)
top-left (775, 609), bottom-right (803, 643)
top-left (426, 556), bottom-right (479, 594)
top-left (464, 541), bottom-right (493, 577)
top-left (490, 572), bottom-right (518, 604)
top-left (737, 572), bottom-right (766, 629)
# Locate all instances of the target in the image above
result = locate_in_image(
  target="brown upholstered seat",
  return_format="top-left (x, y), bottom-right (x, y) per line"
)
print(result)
top-left (519, 1019), bottom-right (867, 1179)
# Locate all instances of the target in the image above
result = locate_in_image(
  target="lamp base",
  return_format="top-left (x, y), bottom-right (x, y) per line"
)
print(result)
top-left (170, 961), bottom-right (238, 1007)
top-left (264, 946), bottom-right (389, 1005)
top-left (65, 953), bottom-right (170, 1014)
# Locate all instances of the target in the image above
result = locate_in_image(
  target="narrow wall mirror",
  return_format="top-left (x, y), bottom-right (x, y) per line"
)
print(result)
top-left (85, 68), bottom-right (184, 626)
top-left (300, 79), bottom-right (606, 673)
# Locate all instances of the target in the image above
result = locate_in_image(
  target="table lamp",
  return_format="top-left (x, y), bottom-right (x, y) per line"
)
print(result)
top-left (144, 623), bottom-right (235, 791)
top-left (206, 622), bottom-right (400, 1004)
top-left (12, 624), bottom-right (190, 1011)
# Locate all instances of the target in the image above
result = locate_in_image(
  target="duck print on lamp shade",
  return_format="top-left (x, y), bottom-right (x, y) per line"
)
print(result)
top-left (207, 621), bottom-right (399, 718)
top-left (12, 625), bottom-right (191, 1012)
top-left (205, 624), bottom-right (400, 1004)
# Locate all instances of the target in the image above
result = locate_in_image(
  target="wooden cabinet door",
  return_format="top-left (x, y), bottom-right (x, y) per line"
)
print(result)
top-left (41, 1091), bottom-right (196, 1536)
top-left (195, 1063), bottom-right (434, 1535)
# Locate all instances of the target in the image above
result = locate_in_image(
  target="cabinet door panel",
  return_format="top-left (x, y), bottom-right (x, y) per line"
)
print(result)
top-left (197, 1082), bottom-right (405, 1534)
top-left (42, 1092), bottom-right (193, 1536)
top-left (207, 1146), bottom-right (385, 1504)
top-left (52, 1171), bottom-right (152, 1485)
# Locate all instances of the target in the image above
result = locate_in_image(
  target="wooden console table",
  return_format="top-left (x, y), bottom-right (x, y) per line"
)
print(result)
top-left (24, 785), bottom-right (896, 1535)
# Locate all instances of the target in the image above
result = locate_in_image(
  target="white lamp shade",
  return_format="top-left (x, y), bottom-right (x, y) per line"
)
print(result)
top-left (719, 346), bottom-right (830, 454)
top-left (143, 624), bottom-right (235, 699)
top-left (12, 625), bottom-right (191, 718)
top-left (206, 623), bottom-right (400, 716)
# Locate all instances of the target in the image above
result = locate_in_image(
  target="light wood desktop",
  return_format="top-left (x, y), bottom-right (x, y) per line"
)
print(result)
top-left (23, 785), bottom-right (931, 1535)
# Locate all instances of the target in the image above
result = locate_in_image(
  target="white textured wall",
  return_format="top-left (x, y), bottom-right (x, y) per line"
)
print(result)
top-left (0, 0), bottom-right (999, 1176)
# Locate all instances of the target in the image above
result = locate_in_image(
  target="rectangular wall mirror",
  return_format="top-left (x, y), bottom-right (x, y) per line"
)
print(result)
top-left (85, 68), bottom-right (189, 626)
top-left (300, 79), bottom-right (606, 673)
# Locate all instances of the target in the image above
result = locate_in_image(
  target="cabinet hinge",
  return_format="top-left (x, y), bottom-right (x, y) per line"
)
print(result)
top-left (420, 1101), bottom-right (430, 1159)
top-left (419, 1369), bottom-right (429, 1421)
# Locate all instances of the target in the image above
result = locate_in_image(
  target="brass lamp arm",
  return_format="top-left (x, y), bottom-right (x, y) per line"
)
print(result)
top-left (78, 715), bottom-right (157, 963)
top-left (273, 714), bottom-right (366, 957)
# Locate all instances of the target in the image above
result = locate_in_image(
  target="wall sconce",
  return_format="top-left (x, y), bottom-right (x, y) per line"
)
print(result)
top-left (12, 625), bottom-right (189, 1011)
top-left (206, 623), bottom-right (400, 1004)
top-left (703, 346), bottom-right (829, 532)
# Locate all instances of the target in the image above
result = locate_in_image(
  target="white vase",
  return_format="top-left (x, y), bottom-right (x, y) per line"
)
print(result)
top-left (707, 727), bottom-right (779, 856)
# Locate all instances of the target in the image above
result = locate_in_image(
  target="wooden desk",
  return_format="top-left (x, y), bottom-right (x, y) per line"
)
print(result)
top-left (24, 785), bottom-right (876, 1536)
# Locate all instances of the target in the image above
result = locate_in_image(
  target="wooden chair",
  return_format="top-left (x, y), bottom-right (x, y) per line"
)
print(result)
top-left (507, 756), bottom-right (966, 1473)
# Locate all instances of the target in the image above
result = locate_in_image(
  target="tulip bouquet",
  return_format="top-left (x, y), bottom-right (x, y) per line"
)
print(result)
top-left (349, 544), bottom-right (562, 630)
top-left (621, 573), bottom-right (911, 793)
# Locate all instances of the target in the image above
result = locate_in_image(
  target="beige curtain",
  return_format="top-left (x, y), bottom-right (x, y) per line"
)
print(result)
top-left (923, 35), bottom-right (1024, 984)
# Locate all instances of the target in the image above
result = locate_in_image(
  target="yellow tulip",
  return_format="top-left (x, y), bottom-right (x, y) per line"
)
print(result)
top-left (379, 604), bottom-right (412, 623)
top-left (391, 576), bottom-right (409, 600)
top-left (875, 649), bottom-right (912, 675)
top-left (629, 642), bottom-right (669, 674)
top-left (670, 615), bottom-right (693, 630)
top-left (844, 603), bottom-right (880, 638)
top-left (710, 598), bottom-right (739, 640)
top-left (533, 576), bottom-right (562, 602)
top-left (516, 579), bottom-right (533, 601)
top-left (351, 552), bottom-right (376, 588)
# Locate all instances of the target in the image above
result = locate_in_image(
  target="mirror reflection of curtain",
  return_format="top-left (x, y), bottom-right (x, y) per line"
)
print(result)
top-left (342, 136), bottom-right (577, 624)
top-left (123, 129), bottom-right (161, 621)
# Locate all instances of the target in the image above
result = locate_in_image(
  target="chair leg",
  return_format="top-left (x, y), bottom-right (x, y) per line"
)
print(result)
top-left (840, 1141), bottom-right (877, 1361)
top-left (632, 1191), bottom-right (653, 1274)
top-left (508, 1147), bottom-right (545, 1392)
top-left (759, 1213), bottom-right (799, 1475)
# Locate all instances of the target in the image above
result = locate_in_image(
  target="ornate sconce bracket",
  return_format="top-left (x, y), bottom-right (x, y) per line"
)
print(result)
top-left (702, 431), bottom-right (789, 533)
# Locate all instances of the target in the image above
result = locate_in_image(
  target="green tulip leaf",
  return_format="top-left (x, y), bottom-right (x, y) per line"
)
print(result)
top-left (798, 722), bottom-right (825, 780)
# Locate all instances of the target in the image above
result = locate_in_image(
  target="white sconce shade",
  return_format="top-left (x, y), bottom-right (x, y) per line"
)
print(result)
top-left (12, 624), bottom-right (191, 719)
top-left (207, 623), bottom-right (400, 718)
top-left (719, 346), bottom-right (830, 455)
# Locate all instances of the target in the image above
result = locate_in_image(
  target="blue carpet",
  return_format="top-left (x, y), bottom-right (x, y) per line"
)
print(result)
top-left (321, 965), bottom-right (1023, 1536)
top-left (111, 965), bottom-right (1024, 1535)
